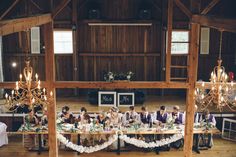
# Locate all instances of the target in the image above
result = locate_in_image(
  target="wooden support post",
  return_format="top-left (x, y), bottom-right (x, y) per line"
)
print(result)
top-left (44, 22), bottom-right (58, 157)
top-left (144, 29), bottom-right (148, 81)
top-left (166, 0), bottom-right (173, 82)
top-left (184, 23), bottom-right (200, 157)
top-left (72, 0), bottom-right (78, 95)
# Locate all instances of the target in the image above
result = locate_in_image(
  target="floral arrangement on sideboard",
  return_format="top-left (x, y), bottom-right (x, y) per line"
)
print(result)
top-left (104, 71), bottom-right (134, 82)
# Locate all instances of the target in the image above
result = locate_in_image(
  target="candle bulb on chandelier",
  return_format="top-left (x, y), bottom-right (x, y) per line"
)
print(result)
top-left (32, 98), bottom-right (35, 103)
top-left (231, 81), bottom-right (234, 87)
top-left (201, 82), bottom-right (205, 87)
top-left (16, 81), bottom-right (19, 90)
top-left (50, 91), bottom-right (53, 97)
top-left (37, 80), bottom-right (41, 89)
top-left (43, 88), bottom-right (46, 94)
top-left (19, 74), bottom-right (22, 81)
top-left (35, 73), bottom-right (38, 81)
top-left (5, 93), bottom-right (8, 99)
top-left (226, 87), bottom-right (229, 92)
top-left (11, 90), bottom-right (14, 96)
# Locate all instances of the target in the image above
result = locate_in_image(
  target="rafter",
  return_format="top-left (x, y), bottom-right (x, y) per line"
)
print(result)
top-left (29, 0), bottom-right (43, 11)
top-left (201, 0), bottom-right (221, 15)
top-left (0, 0), bottom-right (21, 20)
top-left (192, 14), bottom-right (236, 33)
top-left (174, 0), bottom-right (192, 19)
top-left (52, 0), bottom-right (71, 18)
top-left (0, 14), bottom-right (52, 36)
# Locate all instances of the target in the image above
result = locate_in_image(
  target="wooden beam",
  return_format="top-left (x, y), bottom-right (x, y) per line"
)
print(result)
top-left (0, 0), bottom-right (21, 20)
top-left (52, 0), bottom-right (71, 18)
top-left (79, 53), bottom-right (160, 57)
top-left (54, 81), bottom-right (190, 89)
top-left (201, 0), bottom-right (221, 15)
top-left (184, 23), bottom-right (200, 157)
top-left (166, 0), bottom-right (173, 82)
top-left (0, 81), bottom-right (48, 89)
top-left (191, 15), bottom-right (236, 33)
top-left (29, 0), bottom-right (43, 11)
top-left (174, 0), bottom-right (192, 18)
top-left (196, 82), bottom-right (236, 89)
top-left (43, 22), bottom-right (58, 157)
top-left (0, 14), bottom-right (52, 36)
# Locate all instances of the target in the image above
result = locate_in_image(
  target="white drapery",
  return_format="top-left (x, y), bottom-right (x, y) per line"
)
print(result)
top-left (0, 122), bottom-right (8, 147)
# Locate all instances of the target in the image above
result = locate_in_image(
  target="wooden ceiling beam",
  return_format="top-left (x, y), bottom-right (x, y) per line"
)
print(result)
top-left (0, 13), bottom-right (52, 36)
top-left (201, 0), bottom-right (221, 15)
top-left (0, 0), bottom-right (22, 20)
top-left (174, 0), bottom-right (192, 19)
top-left (54, 81), bottom-right (190, 89)
top-left (191, 14), bottom-right (236, 32)
top-left (52, 0), bottom-right (71, 18)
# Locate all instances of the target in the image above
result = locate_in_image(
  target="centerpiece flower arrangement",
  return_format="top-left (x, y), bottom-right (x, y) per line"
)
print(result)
top-left (200, 119), bottom-right (214, 130)
top-left (166, 114), bottom-right (175, 129)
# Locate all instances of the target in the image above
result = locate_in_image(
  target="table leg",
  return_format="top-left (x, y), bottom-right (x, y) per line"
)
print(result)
top-left (117, 134), bottom-right (120, 155)
top-left (77, 134), bottom-right (80, 155)
top-left (38, 134), bottom-right (42, 155)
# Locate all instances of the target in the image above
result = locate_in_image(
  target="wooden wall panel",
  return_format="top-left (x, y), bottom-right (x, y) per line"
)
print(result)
top-left (74, 0), bottom-right (162, 20)
top-left (55, 55), bottom-right (73, 81)
top-left (2, 55), bottom-right (45, 81)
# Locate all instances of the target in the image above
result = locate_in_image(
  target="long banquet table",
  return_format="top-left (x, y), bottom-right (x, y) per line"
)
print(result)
top-left (7, 123), bottom-right (221, 155)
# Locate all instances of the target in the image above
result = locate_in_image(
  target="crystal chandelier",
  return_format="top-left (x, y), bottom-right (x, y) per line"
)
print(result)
top-left (195, 30), bottom-right (236, 111)
top-left (5, 58), bottom-right (52, 111)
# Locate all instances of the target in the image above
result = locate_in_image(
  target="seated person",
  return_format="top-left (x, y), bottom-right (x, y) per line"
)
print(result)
top-left (171, 106), bottom-right (184, 149)
top-left (122, 106), bottom-right (140, 126)
top-left (193, 105), bottom-right (200, 154)
top-left (153, 106), bottom-right (169, 153)
top-left (40, 107), bottom-right (48, 147)
top-left (58, 105), bottom-right (74, 124)
top-left (199, 109), bottom-right (216, 148)
top-left (107, 107), bottom-right (123, 127)
top-left (172, 105), bottom-right (185, 124)
top-left (23, 109), bottom-right (39, 150)
top-left (78, 107), bottom-right (89, 124)
top-left (96, 111), bottom-right (109, 126)
top-left (41, 107), bottom-right (48, 126)
top-left (153, 105), bottom-right (168, 124)
top-left (24, 109), bottom-right (39, 126)
top-left (139, 106), bottom-right (152, 125)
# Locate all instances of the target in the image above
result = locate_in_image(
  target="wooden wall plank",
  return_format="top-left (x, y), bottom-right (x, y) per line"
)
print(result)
top-left (166, 0), bottom-right (173, 82)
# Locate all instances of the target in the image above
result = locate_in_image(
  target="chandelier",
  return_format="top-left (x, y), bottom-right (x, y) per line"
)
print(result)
top-left (195, 30), bottom-right (236, 111)
top-left (5, 59), bottom-right (52, 111)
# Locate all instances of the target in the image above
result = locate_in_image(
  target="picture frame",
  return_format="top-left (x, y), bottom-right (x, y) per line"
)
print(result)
top-left (117, 93), bottom-right (135, 107)
top-left (98, 91), bottom-right (116, 107)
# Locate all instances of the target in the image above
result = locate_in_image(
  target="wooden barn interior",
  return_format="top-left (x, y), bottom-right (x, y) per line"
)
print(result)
top-left (0, 0), bottom-right (236, 157)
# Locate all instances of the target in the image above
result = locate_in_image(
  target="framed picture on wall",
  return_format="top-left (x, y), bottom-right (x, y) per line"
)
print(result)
top-left (118, 93), bottom-right (135, 107)
top-left (98, 91), bottom-right (116, 107)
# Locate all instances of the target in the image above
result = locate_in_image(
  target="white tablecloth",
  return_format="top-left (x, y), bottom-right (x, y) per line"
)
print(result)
top-left (0, 122), bottom-right (8, 147)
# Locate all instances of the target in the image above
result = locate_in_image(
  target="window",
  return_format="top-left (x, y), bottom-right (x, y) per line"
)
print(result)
top-left (31, 27), bottom-right (40, 54)
top-left (200, 27), bottom-right (210, 54)
top-left (53, 30), bottom-right (73, 54)
top-left (171, 30), bottom-right (189, 54)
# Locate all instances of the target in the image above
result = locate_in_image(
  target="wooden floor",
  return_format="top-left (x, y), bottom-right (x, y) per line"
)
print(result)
top-left (0, 135), bottom-right (235, 157)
